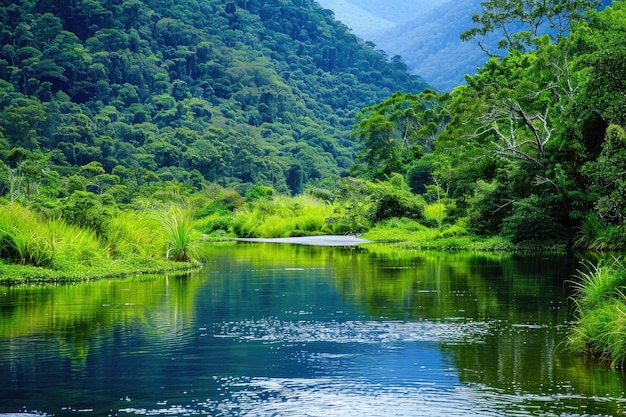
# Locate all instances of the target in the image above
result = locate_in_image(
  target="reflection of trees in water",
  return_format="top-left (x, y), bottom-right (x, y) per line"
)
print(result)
top-left (0, 271), bottom-right (203, 369)
top-left (331, 248), bottom-right (574, 322)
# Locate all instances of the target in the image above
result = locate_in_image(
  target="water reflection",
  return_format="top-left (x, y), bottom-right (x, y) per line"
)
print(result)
top-left (1, 243), bottom-right (626, 416)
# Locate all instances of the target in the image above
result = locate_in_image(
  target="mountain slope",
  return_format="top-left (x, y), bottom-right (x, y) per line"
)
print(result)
top-left (0, 0), bottom-right (429, 198)
top-left (377, 0), bottom-right (487, 92)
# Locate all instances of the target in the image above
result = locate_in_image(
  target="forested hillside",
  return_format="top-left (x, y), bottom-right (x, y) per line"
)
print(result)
top-left (0, 0), bottom-right (428, 202)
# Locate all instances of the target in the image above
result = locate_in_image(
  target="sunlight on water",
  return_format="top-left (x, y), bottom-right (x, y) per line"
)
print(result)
top-left (216, 317), bottom-right (492, 345)
top-left (117, 375), bottom-right (626, 416)
top-left (115, 316), bottom-right (626, 417)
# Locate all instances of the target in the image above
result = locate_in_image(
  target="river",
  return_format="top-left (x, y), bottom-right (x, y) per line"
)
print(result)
top-left (1, 243), bottom-right (625, 416)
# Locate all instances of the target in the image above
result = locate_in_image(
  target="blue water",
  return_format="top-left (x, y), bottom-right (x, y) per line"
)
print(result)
top-left (1, 244), bottom-right (625, 416)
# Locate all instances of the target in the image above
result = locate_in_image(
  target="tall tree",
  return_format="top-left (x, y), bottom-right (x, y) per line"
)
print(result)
top-left (351, 90), bottom-right (450, 179)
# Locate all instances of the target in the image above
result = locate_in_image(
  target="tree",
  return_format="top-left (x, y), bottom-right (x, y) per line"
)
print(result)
top-left (59, 191), bottom-right (115, 236)
top-left (571, 1), bottom-right (626, 127)
top-left (582, 125), bottom-right (626, 225)
top-left (351, 90), bottom-right (449, 179)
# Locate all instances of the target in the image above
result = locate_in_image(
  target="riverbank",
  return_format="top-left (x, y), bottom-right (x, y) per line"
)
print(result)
top-left (0, 259), bottom-right (200, 286)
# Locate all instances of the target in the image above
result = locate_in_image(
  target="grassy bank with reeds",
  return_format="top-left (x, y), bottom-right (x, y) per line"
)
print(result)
top-left (566, 257), bottom-right (626, 368)
top-left (0, 203), bottom-right (201, 285)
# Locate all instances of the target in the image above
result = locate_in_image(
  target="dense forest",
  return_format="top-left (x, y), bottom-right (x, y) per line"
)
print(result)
top-left (0, 0), bottom-right (427, 201)
top-left (1, 0), bottom-right (626, 272)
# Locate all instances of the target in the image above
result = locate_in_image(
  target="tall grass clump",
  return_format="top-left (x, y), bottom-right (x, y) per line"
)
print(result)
top-left (43, 218), bottom-right (109, 269)
top-left (160, 207), bottom-right (202, 262)
top-left (230, 195), bottom-right (331, 238)
top-left (0, 204), bottom-right (52, 267)
top-left (423, 202), bottom-right (446, 230)
top-left (107, 213), bottom-right (163, 260)
top-left (567, 257), bottom-right (626, 367)
top-left (231, 207), bottom-right (262, 237)
top-left (0, 204), bottom-right (109, 269)
top-left (574, 213), bottom-right (624, 250)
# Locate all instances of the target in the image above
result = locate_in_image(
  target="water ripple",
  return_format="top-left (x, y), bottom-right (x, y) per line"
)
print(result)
top-left (117, 377), bottom-right (626, 417)
top-left (216, 317), bottom-right (491, 345)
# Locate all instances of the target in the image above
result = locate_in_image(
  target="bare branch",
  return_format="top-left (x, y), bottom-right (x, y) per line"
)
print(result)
top-left (506, 101), bottom-right (553, 159)
top-left (491, 198), bottom-right (515, 214)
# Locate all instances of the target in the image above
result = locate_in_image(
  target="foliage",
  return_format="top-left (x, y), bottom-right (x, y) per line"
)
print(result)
top-left (567, 257), bottom-right (626, 367)
top-left (350, 90), bottom-right (450, 180)
top-left (460, 0), bottom-right (601, 56)
top-left (501, 194), bottom-right (567, 244)
top-left (367, 173), bottom-right (426, 223)
top-left (581, 125), bottom-right (626, 225)
top-left (230, 194), bottom-right (332, 238)
top-left (0, 203), bottom-right (107, 269)
top-left (1, 0), bottom-right (626, 291)
top-left (106, 212), bottom-right (164, 260)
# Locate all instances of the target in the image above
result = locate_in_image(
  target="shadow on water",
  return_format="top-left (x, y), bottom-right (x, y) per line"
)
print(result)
top-left (1, 243), bottom-right (626, 416)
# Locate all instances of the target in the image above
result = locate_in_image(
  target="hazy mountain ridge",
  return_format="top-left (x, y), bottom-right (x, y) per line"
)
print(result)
top-left (315, 0), bottom-right (486, 91)
top-left (313, 0), bottom-right (396, 40)
top-left (317, 0), bottom-right (615, 91)
top-left (377, 0), bottom-right (488, 91)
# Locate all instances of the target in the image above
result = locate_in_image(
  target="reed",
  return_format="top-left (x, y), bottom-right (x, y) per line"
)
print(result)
top-left (0, 204), bottom-right (51, 267)
top-left (44, 218), bottom-right (108, 268)
top-left (160, 207), bottom-right (201, 262)
top-left (107, 213), bottom-right (163, 260)
top-left (0, 204), bottom-right (110, 269)
top-left (574, 213), bottom-right (624, 250)
top-left (569, 258), bottom-right (626, 309)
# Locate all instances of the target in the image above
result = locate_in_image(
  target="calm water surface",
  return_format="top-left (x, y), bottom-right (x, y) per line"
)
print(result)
top-left (1, 243), bottom-right (626, 416)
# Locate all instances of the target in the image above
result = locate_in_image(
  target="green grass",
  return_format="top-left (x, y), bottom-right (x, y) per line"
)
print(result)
top-left (566, 257), bottom-right (626, 368)
top-left (0, 258), bottom-right (199, 285)
top-left (229, 195), bottom-right (332, 238)
top-left (361, 217), bottom-right (516, 251)
top-left (160, 207), bottom-right (203, 262)
top-left (0, 204), bottom-right (203, 284)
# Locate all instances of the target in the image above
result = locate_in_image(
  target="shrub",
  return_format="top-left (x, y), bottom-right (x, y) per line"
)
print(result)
top-left (305, 187), bottom-right (334, 202)
top-left (368, 174), bottom-right (425, 223)
top-left (195, 214), bottom-right (234, 234)
top-left (501, 195), bottom-right (565, 244)
top-left (257, 215), bottom-right (295, 238)
top-left (245, 185), bottom-right (275, 201)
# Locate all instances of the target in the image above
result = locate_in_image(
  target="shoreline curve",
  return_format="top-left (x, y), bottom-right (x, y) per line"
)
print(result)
top-left (232, 235), bottom-right (371, 247)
